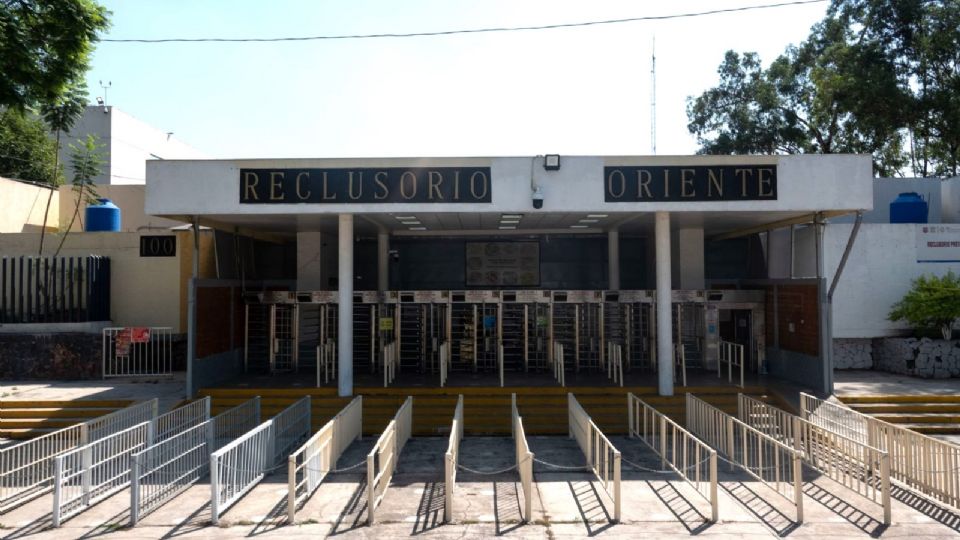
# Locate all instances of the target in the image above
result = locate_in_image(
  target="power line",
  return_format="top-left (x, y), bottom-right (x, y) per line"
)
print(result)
top-left (102, 0), bottom-right (828, 44)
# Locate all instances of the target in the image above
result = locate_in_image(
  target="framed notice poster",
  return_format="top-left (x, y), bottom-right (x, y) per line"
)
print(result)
top-left (465, 241), bottom-right (540, 287)
top-left (917, 224), bottom-right (960, 262)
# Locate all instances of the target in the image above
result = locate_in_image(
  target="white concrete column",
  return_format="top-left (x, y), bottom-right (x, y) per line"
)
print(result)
top-left (377, 229), bottom-right (389, 293)
top-left (607, 228), bottom-right (620, 290)
top-left (296, 231), bottom-right (324, 290)
top-left (338, 214), bottom-right (354, 397)
top-left (655, 212), bottom-right (674, 396)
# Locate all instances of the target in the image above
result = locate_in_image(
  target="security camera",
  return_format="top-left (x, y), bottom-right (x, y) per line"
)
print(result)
top-left (532, 186), bottom-right (544, 209)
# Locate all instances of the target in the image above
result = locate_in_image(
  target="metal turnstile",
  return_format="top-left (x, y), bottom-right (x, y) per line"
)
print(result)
top-left (449, 290), bottom-right (501, 373)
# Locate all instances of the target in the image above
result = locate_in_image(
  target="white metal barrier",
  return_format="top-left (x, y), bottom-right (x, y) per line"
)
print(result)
top-left (210, 396), bottom-right (311, 525)
top-left (627, 393), bottom-right (718, 522)
top-left (52, 421), bottom-right (155, 527)
top-left (444, 394), bottom-right (464, 522)
top-left (102, 327), bottom-right (174, 378)
top-left (498, 343), bottom-right (505, 387)
top-left (0, 398), bottom-right (157, 514)
top-left (551, 342), bottom-right (566, 386)
top-left (605, 342), bottom-right (624, 387)
top-left (439, 341), bottom-right (451, 388)
top-left (686, 394), bottom-right (804, 523)
top-left (287, 396), bottom-right (362, 523)
top-left (675, 343), bottom-right (688, 387)
top-left (317, 339), bottom-right (336, 385)
top-left (737, 394), bottom-right (891, 524)
top-left (717, 340), bottom-right (744, 388)
top-left (367, 396), bottom-right (413, 525)
top-left (129, 397), bottom-right (261, 525)
top-left (154, 397), bottom-right (211, 442)
top-left (383, 342), bottom-right (398, 387)
top-left (511, 393), bottom-right (534, 522)
top-left (801, 392), bottom-right (960, 513)
top-left (568, 394), bottom-right (620, 522)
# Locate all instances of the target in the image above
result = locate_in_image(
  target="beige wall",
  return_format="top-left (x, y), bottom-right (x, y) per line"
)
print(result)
top-left (0, 177), bottom-right (59, 233)
top-left (58, 184), bottom-right (185, 233)
top-left (0, 232), bottom-right (184, 331)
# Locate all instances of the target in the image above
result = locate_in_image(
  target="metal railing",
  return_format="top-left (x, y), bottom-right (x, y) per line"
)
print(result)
top-left (367, 396), bottom-right (413, 525)
top-left (288, 396), bottom-right (362, 523)
top-left (444, 395), bottom-right (464, 522)
top-left (801, 392), bottom-right (960, 513)
top-left (605, 342), bottom-right (624, 387)
top-left (210, 397), bottom-right (311, 525)
top-left (686, 394), bottom-right (804, 523)
top-left (154, 397), bottom-right (211, 442)
top-left (675, 343), bottom-right (687, 387)
top-left (717, 340), bottom-right (744, 388)
top-left (511, 393), bottom-right (534, 522)
top-left (0, 255), bottom-right (110, 324)
top-left (627, 393), bottom-right (718, 522)
top-left (551, 342), bottom-right (566, 386)
top-left (317, 339), bottom-right (336, 385)
top-left (102, 327), bottom-right (174, 378)
top-left (129, 397), bottom-right (261, 525)
top-left (383, 342), bottom-right (398, 387)
top-left (568, 393), bottom-right (620, 522)
top-left (0, 398), bottom-right (158, 513)
top-left (52, 421), bottom-right (155, 527)
top-left (737, 394), bottom-right (891, 524)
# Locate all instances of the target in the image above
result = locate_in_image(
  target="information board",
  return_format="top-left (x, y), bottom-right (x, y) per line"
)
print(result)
top-left (465, 242), bottom-right (539, 287)
top-left (917, 225), bottom-right (960, 262)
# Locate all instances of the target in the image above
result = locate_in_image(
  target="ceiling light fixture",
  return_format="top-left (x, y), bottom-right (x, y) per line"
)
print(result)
top-left (395, 215), bottom-right (416, 220)
top-left (409, 227), bottom-right (427, 231)
top-left (587, 214), bottom-right (608, 218)
top-left (579, 219), bottom-right (599, 223)
top-left (499, 226), bottom-right (516, 230)
top-left (501, 214), bottom-right (523, 219)
top-left (570, 225), bottom-right (589, 229)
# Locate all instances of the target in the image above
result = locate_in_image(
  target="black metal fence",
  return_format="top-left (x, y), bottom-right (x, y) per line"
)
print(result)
top-left (0, 256), bottom-right (111, 323)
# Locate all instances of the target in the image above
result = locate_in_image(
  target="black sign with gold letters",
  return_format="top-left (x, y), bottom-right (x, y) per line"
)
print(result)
top-left (604, 165), bottom-right (777, 202)
top-left (239, 167), bottom-right (492, 204)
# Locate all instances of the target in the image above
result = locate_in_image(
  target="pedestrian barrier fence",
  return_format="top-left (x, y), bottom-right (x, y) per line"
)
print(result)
top-left (604, 343), bottom-right (624, 387)
top-left (210, 396), bottom-right (311, 525)
top-left (0, 398), bottom-right (158, 514)
top-left (627, 393), bottom-right (718, 522)
top-left (568, 393), bottom-right (620, 522)
top-left (439, 341), bottom-right (451, 388)
top-left (511, 393), bottom-right (534, 522)
top-left (717, 340), bottom-right (744, 388)
top-left (801, 392), bottom-right (960, 513)
top-left (129, 397), bottom-right (261, 525)
top-left (737, 394), bottom-right (891, 524)
top-left (367, 396), bottom-right (413, 525)
top-left (287, 395), bottom-right (362, 523)
top-left (551, 342), bottom-right (566, 386)
top-left (154, 397), bottom-right (211, 442)
top-left (444, 395), bottom-right (464, 522)
top-left (383, 342), bottom-right (398, 387)
top-left (102, 327), bottom-right (174, 378)
top-left (686, 394), bottom-right (804, 523)
top-left (317, 339), bottom-right (336, 385)
top-left (52, 421), bottom-right (155, 527)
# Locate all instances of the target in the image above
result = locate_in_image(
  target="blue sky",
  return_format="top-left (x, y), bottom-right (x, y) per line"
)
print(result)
top-left (84, 1), bottom-right (829, 159)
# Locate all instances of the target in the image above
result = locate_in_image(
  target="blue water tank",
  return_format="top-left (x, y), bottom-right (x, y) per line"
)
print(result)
top-left (890, 192), bottom-right (928, 224)
top-left (84, 198), bottom-right (121, 232)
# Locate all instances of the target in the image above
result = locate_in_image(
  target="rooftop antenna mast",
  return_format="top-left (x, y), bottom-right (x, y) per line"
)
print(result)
top-left (650, 37), bottom-right (656, 155)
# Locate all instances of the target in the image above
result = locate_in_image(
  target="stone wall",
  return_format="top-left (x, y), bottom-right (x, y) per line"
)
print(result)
top-left (873, 337), bottom-right (960, 378)
top-left (833, 338), bottom-right (873, 369)
top-left (0, 333), bottom-right (186, 380)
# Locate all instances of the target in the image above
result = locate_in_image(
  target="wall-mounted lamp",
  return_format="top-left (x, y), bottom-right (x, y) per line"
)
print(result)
top-left (543, 154), bottom-right (561, 171)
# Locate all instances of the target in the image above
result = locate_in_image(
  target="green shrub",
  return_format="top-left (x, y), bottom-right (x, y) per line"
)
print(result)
top-left (889, 271), bottom-right (960, 340)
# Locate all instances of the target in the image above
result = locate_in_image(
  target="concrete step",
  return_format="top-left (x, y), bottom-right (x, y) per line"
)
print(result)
top-left (873, 413), bottom-right (960, 424)
top-left (840, 394), bottom-right (960, 404)
top-left (896, 423), bottom-right (960, 435)
top-left (848, 403), bottom-right (960, 414)
top-left (0, 407), bottom-right (117, 419)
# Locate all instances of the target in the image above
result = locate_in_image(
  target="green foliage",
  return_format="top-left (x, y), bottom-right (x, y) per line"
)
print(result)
top-left (40, 84), bottom-right (88, 137)
top-left (888, 271), bottom-right (960, 340)
top-left (688, 0), bottom-right (959, 177)
top-left (0, 0), bottom-right (110, 112)
top-left (53, 133), bottom-right (105, 257)
top-left (0, 108), bottom-right (62, 184)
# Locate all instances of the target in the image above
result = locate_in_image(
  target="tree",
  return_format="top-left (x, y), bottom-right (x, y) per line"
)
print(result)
top-left (889, 272), bottom-right (960, 340)
top-left (54, 133), bottom-right (105, 257)
top-left (688, 0), bottom-right (959, 177)
top-left (37, 84), bottom-right (89, 255)
top-left (0, 108), bottom-right (62, 185)
top-left (0, 0), bottom-right (110, 112)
